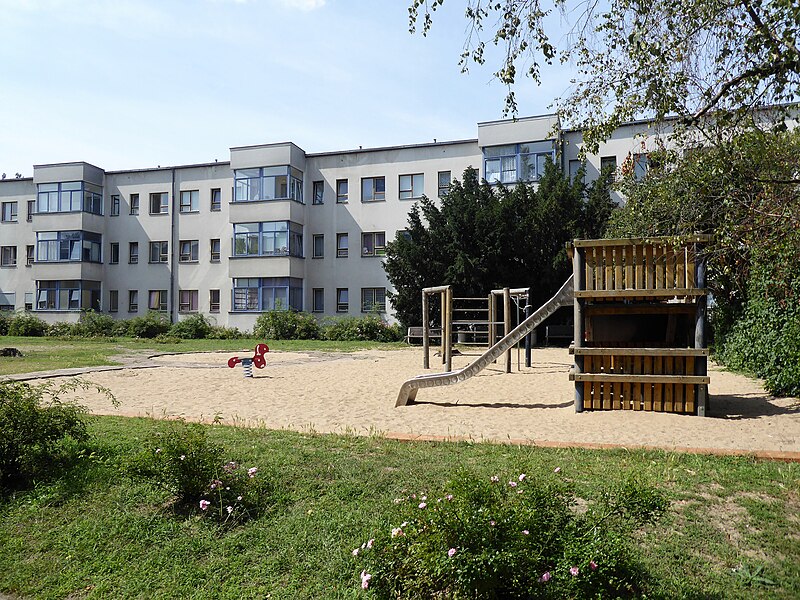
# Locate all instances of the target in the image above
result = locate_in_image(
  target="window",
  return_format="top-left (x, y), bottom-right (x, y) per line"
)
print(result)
top-left (148, 290), bottom-right (168, 312)
top-left (179, 290), bottom-right (199, 312)
top-left (150, 192), bottom-right (169, 214)
top-left (36, 280), bottom-right (101, 311)
top-left (232, 277), bottom-right (303, 312)
top-left (483, 141), bottom-right (555, 183)
top-left (233, 166), bottom-right (303, 203)
top-left (110, 242), bottom-right (119, 264)
top-left (312, 234), bottom-right (324, 258)
top-left (437, 171), bottom-right (451, 197)
top-left (568, 159), bottom-right (583, 182)
top-left (600, 156), bottom-right (617, 179)
top-left (179, 190), bottom-right (199, 213)
top-left (129, 242), bottom-right (139, 264)
top-left (27, 200), bottom-right (34, 222)
top-left (128, 290), bottom-right (138, 312)
top-left (211, 188), bottom-right (222, 211)
top-left (336, 179), bottom-right (348, 203)
top-left (179, 240), bottom-right (199, 262)
top-left (633, 153), bottom-right (649, 180)
top-left (0, 292), bottom-right (15, 311)
top-left (109, 290), bottom-right (119, 312)
top-left (361, 287), bottom-right (386, 312)
top-left (399, 174), bottom-right (424, 199)
top-left (1, 246), bottom-right (17, 267)
top-left (312, 180), bottom-right (324, 205)
top-left (312, 288), bottom-right (324, 312)
top-left (1, 201), bottom-right (18, 222)
top-left (336, 288), bottom-right (349, 312)
top-left (110, 195), bottom-right (120, 216)
top-left (232, 221), bottom-right (303, 257)
top-left (130, 193), bottom-right (139, 215)
top-left (209, 289), bottom-right (220, 313)
top-left (26, 245), bottom-right (34, 266)
top-left (336, 233), bottom-right (348, 257)
top-left (361, 177), bottom-right (385, 202)
top-left (36, 231), bottom-right (102, 263)
top-left (210, 238), bottom-right (221, 262)
top-left (36, 181), bottom-right (102, 214)
top-left (361, 232), bottom-right (386, 257)
top-left (149, 241), bottom-right (169, 263)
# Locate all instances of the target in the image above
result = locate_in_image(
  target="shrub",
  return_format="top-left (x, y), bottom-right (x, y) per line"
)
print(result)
top-left (254, 310), bottom-right (320, 340)
top-left (354, 469), bottom-right (666, 598)
top-left (0, 381), bottom-right (89, 491)
top-left (125, 311), bottom-right (171, 339)
top-left (128, 420), bottom-right (272, 525)
top-left (47, 321), bottom-right (76, 337)
top-left (0, 311), bottom-right (11, 335)
top-left (323, 315), bottom-right (402, 342)
top-left (7, 313), bottom-right (48, 337)
top-left (72, 310), bottom-right (117, 338)
top-left (169, 314), bottom-right (213, 339)
top-left (208, 325), bottom-right (245, 340)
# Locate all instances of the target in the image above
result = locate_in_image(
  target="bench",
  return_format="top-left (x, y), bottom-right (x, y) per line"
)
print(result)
top-left (545, 325), bottom-right (572, 346)
top-left (406, 327), bottom-right (442, 344)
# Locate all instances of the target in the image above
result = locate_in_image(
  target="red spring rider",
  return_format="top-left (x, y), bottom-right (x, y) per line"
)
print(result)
top-left (228, 343), bottom-right (269, 377)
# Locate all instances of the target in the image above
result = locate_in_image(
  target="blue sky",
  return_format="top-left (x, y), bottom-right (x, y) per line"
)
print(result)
top-left (0, 0), bottom-right (576, 175)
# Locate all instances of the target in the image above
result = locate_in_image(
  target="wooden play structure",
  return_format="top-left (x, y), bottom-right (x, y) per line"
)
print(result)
top-left (570, 236), bottom-right (711, 415)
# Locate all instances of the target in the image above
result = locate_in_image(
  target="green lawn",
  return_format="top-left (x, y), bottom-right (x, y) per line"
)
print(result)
top-left (0, 336), bottom-right (406, 376)
top-left (0, 416), bottom-right (797, 599)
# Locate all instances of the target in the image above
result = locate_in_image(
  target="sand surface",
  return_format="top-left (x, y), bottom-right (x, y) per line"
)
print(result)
top-left (40, 347), bottom-right (799, 454)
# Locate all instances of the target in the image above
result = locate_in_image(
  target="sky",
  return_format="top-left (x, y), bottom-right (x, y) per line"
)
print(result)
top-left (0, 0), bottom-right (577, 176)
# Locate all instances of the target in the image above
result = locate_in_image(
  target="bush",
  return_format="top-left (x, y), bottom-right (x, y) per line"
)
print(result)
top-left (7, 313), bottom-right (48, 337)
top-left (208, 325), bottom-right (245, 340)
top-left (127, 420), bottom-right (272, 525)
top-left (72, 310), bottom-right (117, 338)
top-left (323, 315), bottom-right (403, 342)
top-left (354, 469), bottom-right (666, 597)
top-left (125, 311), bottom-right (171, 339)
top-left (0, 311), bottom-right (11, 335)
top-left (169, 314), bottom-right (213, 339)
top-left (0, 381), bottom-right (89, 491)
top-left (254, 310), bottom-right (320, 340)
top-left (46, 321), bottom-right (76, 337)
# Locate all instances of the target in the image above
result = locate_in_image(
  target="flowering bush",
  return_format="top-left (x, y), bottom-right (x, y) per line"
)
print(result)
top-left (127, 420), bottom-right (272, 525)
top-left (353, 469), bottom-right (666, 598)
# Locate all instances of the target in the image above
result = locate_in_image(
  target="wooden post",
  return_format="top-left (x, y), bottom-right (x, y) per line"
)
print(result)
top-left (488, 293), bottom-right (495, 357)
top-left (524, 303), bottom-right (532, 368)
top-left (440, 290), bottom-right (446, 364)
top-left (422, 289), bottom-right (430, 369)
top-left (573, 243), bottom-right (585, 412)
top-left (445, 286), bottom-right (453, 372)
top-left (694, 243), bottom-right (708, 416)
top-left (504, 287), bottom-right (512, 373)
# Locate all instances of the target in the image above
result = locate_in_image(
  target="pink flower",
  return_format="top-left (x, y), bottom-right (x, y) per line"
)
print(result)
top-left (366, 539), bottom-right (374, 549)
top-left (418, 502), bottom-right (427, 509)
top-left (519, 473), bottom-right (526, 481)
top-left (447, 548), bottom-right (457, 557)
top-left (554, 467), bottom-right (561, 473)
top-left (538, 571), bottom-right (551, 583)
top-left (570, 566), bottom-right (579, 576)
top-left (490, 520), bottom-right (496, 526)
top-left (247, 467), bottom-right (258, 478)
top-left (391, 527), bottom-right (403, 538)
top-left (509, 481), bottom-right (517, 487)
top-left (590, 560), bottom-right (598, 571)
top-left (522, 530), bottom-right (529, 535)
top-left (352, 548), bottom-right (359, 556)
top-left (421, 495), bottom-right (427, 501)
top-left (360, 571), bottom-right (371, 589)
top-left (445, 494), bottom-right (453, 501)
top-left (199, 499), bottom-right (210, 511)
top-left (490, 475), bottom-right (499, 483)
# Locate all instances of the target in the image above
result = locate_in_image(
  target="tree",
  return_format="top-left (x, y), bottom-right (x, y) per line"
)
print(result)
top-left (606, 127), bottom-right (800, 395)
top-left (409, 0), bottom-right (800, 152)
top-left (383, 164), bottom-right (612, 326)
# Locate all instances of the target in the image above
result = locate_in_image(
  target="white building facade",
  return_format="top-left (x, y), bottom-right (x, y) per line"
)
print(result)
top-left (0, 114), bottom-right (659, 329)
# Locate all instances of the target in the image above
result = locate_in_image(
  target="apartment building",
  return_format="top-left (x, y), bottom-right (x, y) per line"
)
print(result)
top-left (0, 113), bottom-right (661, 329)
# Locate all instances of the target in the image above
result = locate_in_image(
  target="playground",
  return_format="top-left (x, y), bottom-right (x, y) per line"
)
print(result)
top-left (40, 345), bottom-right (799, 456)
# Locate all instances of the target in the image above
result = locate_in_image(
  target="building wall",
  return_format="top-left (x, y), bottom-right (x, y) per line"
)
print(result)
top-left (0, 113), bottom-right (661, 329)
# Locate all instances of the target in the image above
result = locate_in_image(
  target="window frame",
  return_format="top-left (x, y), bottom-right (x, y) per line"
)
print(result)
top-left (210, 238), bottom-right (221, 262)
top-left (36, 181), bottom-right (102, 215)
top-left (1, 201), bottom-right (18, 223)
top-left (336, 233), bottom-right (348, 258)
top-left (149, 192), bottom-right (169, 215)
top-left (312, 180), bottom-right (324, 205)
top-left (109, 242), bottom-right (119, 264)
top-left (336, 179), bottom-right (348, 203)
top-left (1, 245), bottom-right (17, 267)
top-left (148, 289), bottom-right (168, 312)
top-left (179, 239), bottom-right (199, 263)
top-left (361, 287), bottom-right (386, 313)
top-left (149, 241), bottom-right (169, 264)
top-left (179, 190), bottom-right (199, 213)
top-left (210, 188), bottom-right (222, 212)
top-left (399, 173), bottom-right (424, 200)
top-left (36, 280), bottom-right (100, 311)
top-left (110, 194), bottom-right (120, 216)
top-left (336, 288), bottom-right (349, 312)
top-left (437, 171), bottom-right (451, 197)
top-left (233, 166), bottom-right (304, 204)
top-left (130, 194), bottom-right (140, 215)
top-left (232, 221), bottom-right (303, 258)
top-left (312, 288), bottom-right (324, 313)
top-left (35, 231), bottom-right (102, 264)
top-left (109, 290), bottom-right (119, 312)
top-left (128, 290), bottom-right (139, 312)
top-left (179, 289), bottom-right (199, 313)
top-left (129, 242), bottom-right (139, 264)
top-left (361, 231), bottom-right (386, 257)
top-left (312, 234), bottom-right (324, 259)
top-left (209, 289), bottom-right (220, 313)
top-left (361, 176), bottom-right (386, 202)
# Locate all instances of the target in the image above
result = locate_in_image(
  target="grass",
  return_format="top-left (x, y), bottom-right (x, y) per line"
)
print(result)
top-left (0, 416), bottom-right (798, 599)
top-left (0, 336), bottom-right (406, 376)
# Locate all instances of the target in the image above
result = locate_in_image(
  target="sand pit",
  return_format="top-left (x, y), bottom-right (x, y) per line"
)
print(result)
top-left (37, 347), bottom-right (799, 455)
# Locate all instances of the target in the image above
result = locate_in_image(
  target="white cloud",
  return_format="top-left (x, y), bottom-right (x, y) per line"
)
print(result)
top-left (277, 0), bottom-right (326, 11)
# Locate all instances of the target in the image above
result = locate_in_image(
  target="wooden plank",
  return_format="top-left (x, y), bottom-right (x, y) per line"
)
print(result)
top-left (586, 247), bottom-right (595, 292)
top-left (602, 354), bottom-right (612, 409)
top-left (634, 244), bottom-right (644, 290)
top-left (575, 288), bottom-right (707, 299)
top-left (676, 246), bottom-right (686, 289)
top-left (653, 356), bottom-right (663, 411)
top-left (643, 356), bottom-right (652, 411)
top-left (574, 347), bottom-right (709, 356)
top-left (665, 246), bottom-right (674, 290)
top-left (622, 355), bottom-right (632, 410)
top-left (614, 247), bottom-right (623, 290)
top-left (685, 356), bottom-right (696, 413)
top-left (674, 357), bottom-right (685, 413)
top-left (586, 304), bottom-right (696, 316)
top-left (687, 247), bottom-right (697, 289)
top-left (655, 244), bottom-right (665, 290)
top-left (574, 374), bottom-right (710, 384)
top-left (645, 244), bottom-right (654, 289)
top-left (573, 235), bottom-right (711, 248)
top-left (664, 356), bottom-right (674, 412)
top-left (604, 246), bottom-right (612, 292)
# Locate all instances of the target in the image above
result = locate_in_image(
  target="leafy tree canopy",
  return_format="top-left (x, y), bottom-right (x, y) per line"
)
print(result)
top-left (384, 164), bottom-right (614, 326)
top-left (409, 0), bottom-right (800, 152)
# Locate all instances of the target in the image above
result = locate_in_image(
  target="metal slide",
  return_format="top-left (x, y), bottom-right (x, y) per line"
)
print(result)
top-left (396, 276), bottom-right (574, 407)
